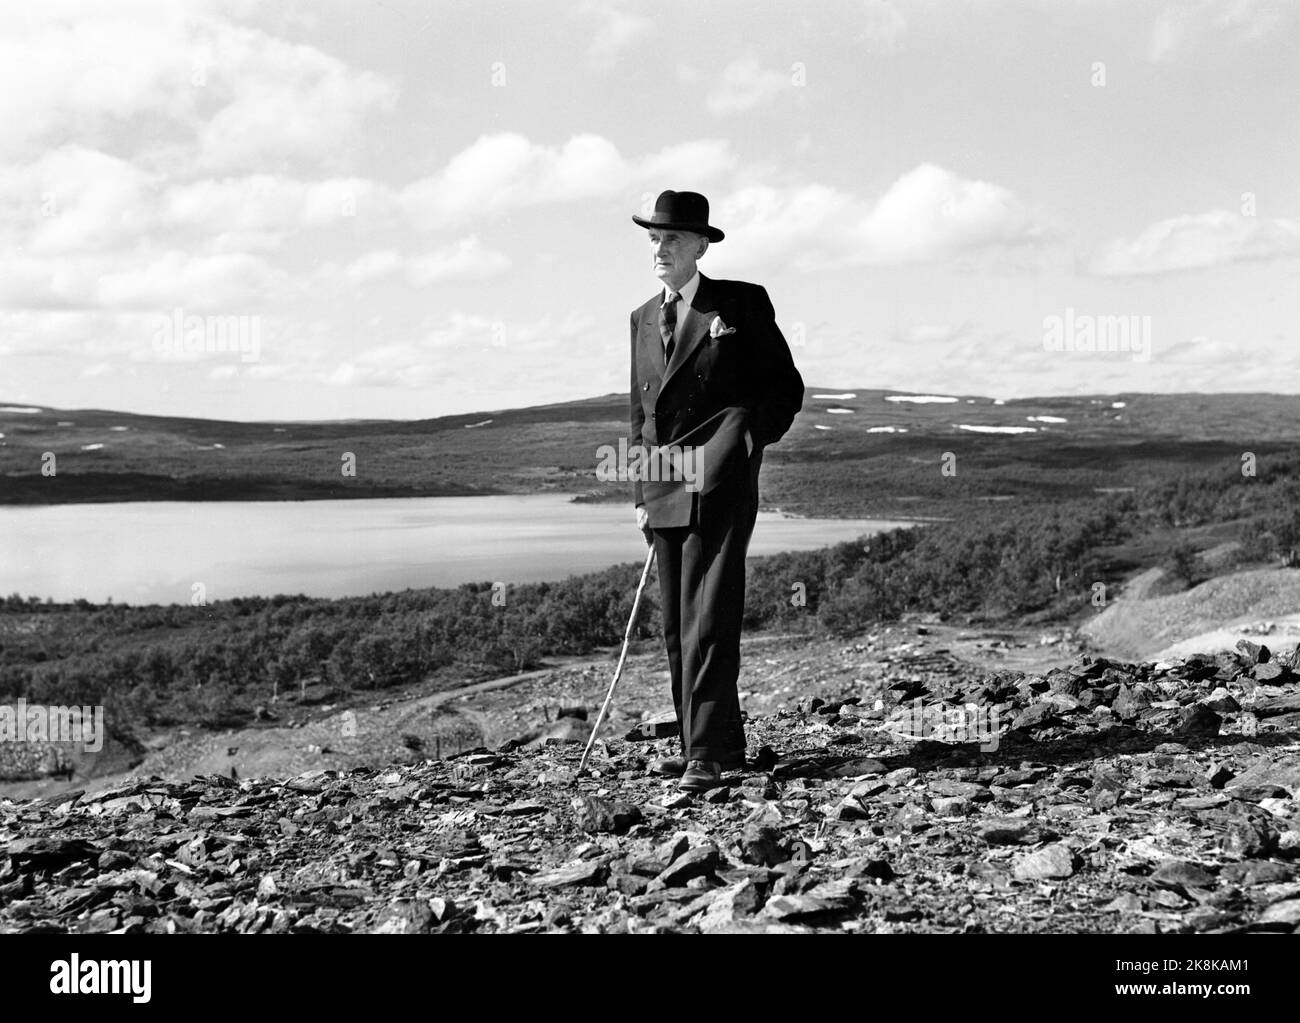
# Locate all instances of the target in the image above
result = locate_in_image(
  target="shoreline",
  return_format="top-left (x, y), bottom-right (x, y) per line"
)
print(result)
top-left (0, 484), bottom-right (941, 524)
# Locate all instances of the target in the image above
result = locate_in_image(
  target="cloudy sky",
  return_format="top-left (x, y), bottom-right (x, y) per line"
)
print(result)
top-left (2, 0), bottom-right (1298, 421)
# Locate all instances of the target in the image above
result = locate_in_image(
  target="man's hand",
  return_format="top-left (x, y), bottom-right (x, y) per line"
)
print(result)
top-left (635, 504), bottom-right (652, 545)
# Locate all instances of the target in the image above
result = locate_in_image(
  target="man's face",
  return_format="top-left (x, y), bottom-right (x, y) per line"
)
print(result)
top-left (648, 229), bottom-right (707, 289)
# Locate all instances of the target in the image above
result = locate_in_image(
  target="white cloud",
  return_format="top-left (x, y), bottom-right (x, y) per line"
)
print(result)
top-left (163, 175), bottom-right (392, 234)
top-left (190, 23), bottom-right (399, 172)
top-left (0, 253), bottom-right (106, 310)
top-left (706, 59), bottom-right (791, 116)
top-left (1148, 7), bottom-right (1192, 62)
top-left (1088, 210), bottom-right (1300, 276)
top-left (581, 4), bottom-right (654, 70)
top-left (150, 135), bottom-right (732, 243)
top-left (0, 156), bottom-right (411, 308)
top-left (401, 133), bottom-right (736, 228)
top-left (406, 237), bottom-right (511, 284)
top-left (0, 149), bottom-right (322, 255)
top-left (861, 164), bottom-right (1045, 261)
top-left (860, 0), bottom-right (907, 52)
top-left (405, 134), bottom-right (624, 226)
top-left (714, 164), bottom-right (1046, 271)
top-left (639, 140), bottom-right (738, 184)
top-left (0, 308), bottom-right (241, 362)
top-left (0, 3), bottom-right (398, 167)
top-left (95, 249), bottom-right (286, 308)
top-left (0, 248), bottom-right (286, 311)
top-left (1159, 333), bottom-right (1253, 365)
top-left (712, 183), bottom-right (853, 270)
top-left (324, 238), bottom-right (510, 288)
top-left (895, 323), bottom-right (965, 344)
top-left (0, 6), bottom-right (403, 318)
top-left (345, 250), bottom-right (402, 284)
top-left (0, 128), bottom-right (741, 313)
top-left (244, 310), bottom-right (598, 390)
top-left (0, 127), bottom-right (738, 313)
top-left (1148, 0), bottom-right (1295, 62)
top-left (0, 146), bottom-right (158, 255)
top-left (0, 1), bottom-right (197, 159)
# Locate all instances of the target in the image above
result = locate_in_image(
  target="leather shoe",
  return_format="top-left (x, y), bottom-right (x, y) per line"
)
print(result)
top-left (678, 760), bottom-right (724, 792)
top-left (650, 755), bottom-right (745, 777)
top-left (649, 756), bottom-right (689, 777)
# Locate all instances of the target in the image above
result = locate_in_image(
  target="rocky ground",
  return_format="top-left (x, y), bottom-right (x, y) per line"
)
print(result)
top-left (4, 632), bottom-right (1300, 934)
top-left (0, 621), bottom-right (1072, 801)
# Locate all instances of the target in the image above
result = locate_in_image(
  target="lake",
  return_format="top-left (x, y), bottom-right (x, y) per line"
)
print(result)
top-left (0, 495), bottom-right (915, 605)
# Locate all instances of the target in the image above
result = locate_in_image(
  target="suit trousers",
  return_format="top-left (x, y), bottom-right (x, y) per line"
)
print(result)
top-left (651, 474), bottom-right (758, 763)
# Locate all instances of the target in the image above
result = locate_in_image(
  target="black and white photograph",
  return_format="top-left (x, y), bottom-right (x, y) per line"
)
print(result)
top-left (1, 0), bottom-right (1297, 997)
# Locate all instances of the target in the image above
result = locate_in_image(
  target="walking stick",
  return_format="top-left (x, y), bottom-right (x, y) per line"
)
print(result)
top-left (577, 543), bottom-right (656, 775)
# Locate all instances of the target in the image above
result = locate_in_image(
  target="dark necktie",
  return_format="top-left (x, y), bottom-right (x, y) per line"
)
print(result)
top-left (659, 291), bottom-right (679, 367)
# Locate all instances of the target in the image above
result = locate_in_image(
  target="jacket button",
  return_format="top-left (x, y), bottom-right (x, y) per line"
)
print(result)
top-left (643, 382), bottom-right (650, 391)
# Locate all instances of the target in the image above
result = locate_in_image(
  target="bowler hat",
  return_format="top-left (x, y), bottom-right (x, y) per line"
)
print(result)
top-left (632, 190), bottom-right (725, 242)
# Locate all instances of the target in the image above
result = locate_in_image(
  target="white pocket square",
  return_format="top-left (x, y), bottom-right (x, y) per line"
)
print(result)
top-left (709, 316), bottom-right (737, 338)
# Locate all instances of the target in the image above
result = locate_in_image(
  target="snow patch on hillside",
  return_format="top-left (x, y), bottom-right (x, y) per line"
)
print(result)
top-left (956, 424), bottom-right (1037, 435)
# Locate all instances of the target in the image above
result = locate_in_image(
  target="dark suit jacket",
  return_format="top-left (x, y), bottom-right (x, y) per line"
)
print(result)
top-left (630, 273), bottom-right (804, 528)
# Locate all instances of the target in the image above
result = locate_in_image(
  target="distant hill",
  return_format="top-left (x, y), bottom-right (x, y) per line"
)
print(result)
top-left (3, 390), bottom-right (1298, 517)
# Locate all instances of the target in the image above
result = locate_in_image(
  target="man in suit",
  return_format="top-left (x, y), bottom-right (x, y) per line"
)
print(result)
top-left (629, 190), bottom-right (804, 791)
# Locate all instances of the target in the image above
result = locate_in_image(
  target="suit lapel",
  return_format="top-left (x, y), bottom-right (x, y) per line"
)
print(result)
top-left (639, 304), bottom-right (662, 380)
top-left (663, 273), bottom-right (716, 388)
